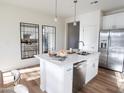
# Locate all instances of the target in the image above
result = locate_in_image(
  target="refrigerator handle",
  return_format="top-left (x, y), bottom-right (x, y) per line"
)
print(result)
top-left (109, 36), bottom-right (111, 47)
top-left (108, 33), bottom-right (110, 55)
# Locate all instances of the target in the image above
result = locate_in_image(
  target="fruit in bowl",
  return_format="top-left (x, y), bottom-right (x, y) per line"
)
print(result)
top-left (57, 49), bottom-right (67, 57)
top-left (48, 51), bottom-right (57, 57)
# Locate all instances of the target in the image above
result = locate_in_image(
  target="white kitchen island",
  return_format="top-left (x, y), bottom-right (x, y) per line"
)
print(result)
top-left (35, 52), bottom-right (100, 93)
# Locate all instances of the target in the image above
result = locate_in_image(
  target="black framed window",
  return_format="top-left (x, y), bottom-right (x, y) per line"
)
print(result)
top-left (42, 25), bottom-right (56, 53)
top-left (20, 22), bottom-right (39, 59)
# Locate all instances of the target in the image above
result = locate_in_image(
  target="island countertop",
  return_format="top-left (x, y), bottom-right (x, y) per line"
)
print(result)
top-left (35, 52), bottom-right (100, 66)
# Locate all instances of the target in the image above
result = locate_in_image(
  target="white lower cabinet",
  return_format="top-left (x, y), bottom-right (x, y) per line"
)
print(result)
top-left (45, 62), bottom-right (73, 93)
top-left (39, 54), bottom-right (100, 93)
top-left (45, 62), bottom-right (64, 93)
top-left (64, 65), bottom-right (73, 93)
top-left (85, 55), bottom-right (99, 84)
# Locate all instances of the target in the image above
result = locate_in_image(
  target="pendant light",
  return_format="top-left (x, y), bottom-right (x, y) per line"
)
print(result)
top-left (54, 0), bottom-right (58, 22)
top-left (73, 0), bottom-right (77, 26)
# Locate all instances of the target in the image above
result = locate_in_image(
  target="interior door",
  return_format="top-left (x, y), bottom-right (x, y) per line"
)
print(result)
top-left (107, 30), bottom-right (124, 72)
top-left (67, 22), bottom-right (79, 49)
top-left (99, 30), bottom-right (109, 67)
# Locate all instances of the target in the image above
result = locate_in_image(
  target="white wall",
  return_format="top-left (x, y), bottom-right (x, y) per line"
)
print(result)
top-left (65, 10), bottom-right (102, 52)
top-left (0, 3), bottom-right (65, 72)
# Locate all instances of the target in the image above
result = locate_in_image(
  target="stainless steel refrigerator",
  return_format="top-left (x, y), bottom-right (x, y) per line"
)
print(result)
top-left (99, 29), bottom-right (124, 72)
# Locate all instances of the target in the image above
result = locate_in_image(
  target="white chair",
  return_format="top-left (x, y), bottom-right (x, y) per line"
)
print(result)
top-left (11, 70), bottom-right (21, 85)
top-left (14, 84), bottom-right (29, 93)
top-left (11, 70), bottom-right (29, 93)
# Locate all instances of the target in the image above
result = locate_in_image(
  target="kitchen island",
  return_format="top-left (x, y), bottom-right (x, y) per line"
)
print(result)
top-left (35, 52), bottom-right (100, 93)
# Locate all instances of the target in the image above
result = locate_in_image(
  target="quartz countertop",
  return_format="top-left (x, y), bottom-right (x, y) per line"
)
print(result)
top-left (35, 52), bottom-right (100, 66)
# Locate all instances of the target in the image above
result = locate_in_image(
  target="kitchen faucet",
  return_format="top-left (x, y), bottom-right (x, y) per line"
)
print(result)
top-left (78, 41), bottom-right (85, 51)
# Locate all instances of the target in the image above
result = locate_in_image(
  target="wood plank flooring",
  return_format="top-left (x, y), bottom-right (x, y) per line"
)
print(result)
top-left (81, 68), bottom-right (124, 93)
top-left (2, 66), bottom-right (124, 93)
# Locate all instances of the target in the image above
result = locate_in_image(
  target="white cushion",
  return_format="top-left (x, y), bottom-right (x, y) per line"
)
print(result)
top-left (14, 84), bottom-right (29, 93)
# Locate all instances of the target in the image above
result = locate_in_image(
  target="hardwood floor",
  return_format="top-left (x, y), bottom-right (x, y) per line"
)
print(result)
top-left (81, 68), bottom-right (124, 93)
top-left (2, 66), bottom-right (124, 93)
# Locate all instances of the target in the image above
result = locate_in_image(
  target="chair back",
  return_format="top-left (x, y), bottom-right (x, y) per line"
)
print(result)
top-left (11, 70), bottom-right (21, 85)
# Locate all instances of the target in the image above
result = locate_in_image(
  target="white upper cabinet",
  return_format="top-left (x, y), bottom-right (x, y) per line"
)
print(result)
top-left (103, 12), bottom-right (124, 29)
top-left (83, 26), bottom-right (99, 52)
top-left (103, 15), bottom-right (115, 29)
top-left (79, 10), bottom-right (101, 52)
top-left (115, 13), bottom-right (124, 28)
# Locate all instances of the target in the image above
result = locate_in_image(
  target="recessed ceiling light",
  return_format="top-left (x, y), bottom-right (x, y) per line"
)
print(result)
top-left (90, 0), bottom-right (99, 5)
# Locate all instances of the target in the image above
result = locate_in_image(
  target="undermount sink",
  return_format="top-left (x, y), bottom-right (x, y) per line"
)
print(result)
top-left (77, 51), bottom-right (91, 56)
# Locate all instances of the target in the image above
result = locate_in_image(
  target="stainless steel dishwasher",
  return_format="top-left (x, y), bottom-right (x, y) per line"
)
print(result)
top-left (73, 61), bottom-right (86, 93)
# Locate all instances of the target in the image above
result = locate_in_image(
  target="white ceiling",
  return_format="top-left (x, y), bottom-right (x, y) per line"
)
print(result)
top-left (0, 0), bottom-right (124, 18)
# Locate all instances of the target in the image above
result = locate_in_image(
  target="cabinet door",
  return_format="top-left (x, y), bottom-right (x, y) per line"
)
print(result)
top-left (45, 62), bottom-right (64, 93)
top-left (85, 56), bottom-right (99, 84)
top-left (64, 65), bottom-right (73, 93)
top-left (85, 62), bottom-right (94, 84)
top-left (103, 15), bottom-right (116, 29)
top-left (40, 59), bottom-right (46, 91)
top-left (83, 26), bottom-right (99, 52)
top-left (115, 13), bottom-right (124, 28)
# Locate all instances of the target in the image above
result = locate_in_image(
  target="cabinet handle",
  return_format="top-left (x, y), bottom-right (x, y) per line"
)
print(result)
top-left (74, 64), bottom-right (82, 68)
top-left (93, 64), bottom-right (95, 68)
top-left (66, 68), bottom-right (72, 71)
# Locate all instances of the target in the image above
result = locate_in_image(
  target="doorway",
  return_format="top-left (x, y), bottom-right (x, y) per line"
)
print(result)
top-left (67, 22), bottom-right (80, 49)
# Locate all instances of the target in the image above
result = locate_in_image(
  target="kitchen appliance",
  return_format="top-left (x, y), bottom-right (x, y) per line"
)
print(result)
top-left (99, 29), bottom-right (124, 72)
top-left (73, 61), bottom-right (86, 93)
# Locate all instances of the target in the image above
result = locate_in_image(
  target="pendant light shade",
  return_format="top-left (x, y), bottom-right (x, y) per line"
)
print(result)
top-left (54, 17), bottom-right (58, 22)
top-left (73, 21), bottom-right (77, 26)
top-left (54, 0), bottom-right (58, 22)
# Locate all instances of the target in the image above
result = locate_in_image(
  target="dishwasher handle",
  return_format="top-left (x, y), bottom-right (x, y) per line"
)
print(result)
top-left (74, 63), bottom-right (82, 68)
top-left (74, 61), bottom-right (86, 68)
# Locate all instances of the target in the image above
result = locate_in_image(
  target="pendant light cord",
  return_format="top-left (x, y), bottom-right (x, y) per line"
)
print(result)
top-left (74, 1), bottom-right (76, 22)
top-left (74, 0), bottom-right (77, 25)
top-left (55, 0), bottom-right (57, 18)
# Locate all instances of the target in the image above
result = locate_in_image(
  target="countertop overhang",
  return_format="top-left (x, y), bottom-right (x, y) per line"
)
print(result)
top-left (35, 52), bottom-right (100, 66)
